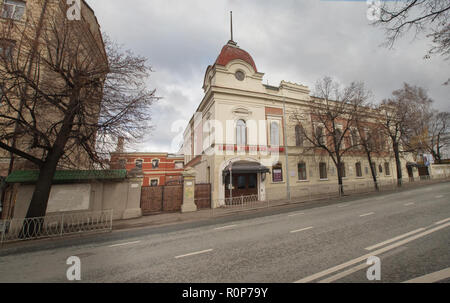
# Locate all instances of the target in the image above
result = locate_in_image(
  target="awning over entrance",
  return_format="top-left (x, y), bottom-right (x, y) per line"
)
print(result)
top-left (222, 161), bottom-right (270, 178)
top-left (406, 162), bottom-right (419, 168)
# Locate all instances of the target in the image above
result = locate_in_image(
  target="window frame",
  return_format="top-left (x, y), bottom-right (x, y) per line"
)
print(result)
top-left (152, 159), bottom-right (160, 169)
top-left (135, 159), bottom-right (143, 169)
top-left (355, 162), bottom-right (363, 177)
top-left (1, 0), bottom-right (26, 21)
top-left (319, 162), bottom-right (327, 180)
top-left (236, 119), bottom-right (247, 146)
top-left (297, 162), bottom-right (307, 181)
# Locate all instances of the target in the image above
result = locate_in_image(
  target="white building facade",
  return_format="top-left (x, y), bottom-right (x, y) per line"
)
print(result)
top-left (183, 39), bottom-right (418, 207)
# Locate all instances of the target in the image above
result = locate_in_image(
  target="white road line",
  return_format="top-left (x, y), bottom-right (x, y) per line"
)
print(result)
top-left (435, 217), bottom-right (450, 225)
top-left (435, 195), bottom-right (444, 199)
top-left (290, 226), bottom-right (313, 234)
top-left (404, 202), bottom-right (415, 206)
top-left (288, 212), bottom-right (305, 217)
top-left (294, 222), bottom-right (450, 283)
top-left (319, 262), bottom-right (368, 283)
top-left (108, 241), bottom-right (141, 248)
top-left (403, 267), bottom-right (450, 283)
top-left (175, 249), bottom-right (213, 259)
top-left (365, 228), bottom-right (426, 251)
top-left (359, 212), bottom-right (375, 217)
top-left (213, 224), bottom-right (237, 230)
top-left (338, 204), bottom-right (350, 208)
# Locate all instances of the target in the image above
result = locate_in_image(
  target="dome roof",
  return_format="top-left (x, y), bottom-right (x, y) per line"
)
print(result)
top-left (215, 42), bottom-right (257, 72)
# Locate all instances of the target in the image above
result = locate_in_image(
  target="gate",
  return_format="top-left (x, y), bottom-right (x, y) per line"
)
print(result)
top-left (140, 185), bottom-right (183, 215)
top-left (195, 183), bottom-right (211, 209)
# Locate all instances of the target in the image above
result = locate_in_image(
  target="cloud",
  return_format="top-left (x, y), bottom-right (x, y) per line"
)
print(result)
top-left (87, 0), bottom-right (450, 152)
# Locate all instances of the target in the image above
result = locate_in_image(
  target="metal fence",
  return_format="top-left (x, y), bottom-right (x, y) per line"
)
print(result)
top-left (0, 210), bottom-right (113, 244)
top-left (209, 175), bottom-right (450, 216)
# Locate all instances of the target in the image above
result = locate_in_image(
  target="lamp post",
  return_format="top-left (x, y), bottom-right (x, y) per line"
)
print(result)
top-left (229, 160), bottom-right (233, 202)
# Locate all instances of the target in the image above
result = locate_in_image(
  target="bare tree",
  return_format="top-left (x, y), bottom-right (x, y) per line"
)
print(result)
top-left (354, 112), bottom-right (387, 191)
top-left (0, 2), bottom-right (157, 224)
top-left (373, 1), bottom-right (450, 58)
top-left (292, 77), bottom-right (371, 195)
top-left (411, 110), bottom-right (450, 163)
top-left (378, 83), bottom-right (433, 186)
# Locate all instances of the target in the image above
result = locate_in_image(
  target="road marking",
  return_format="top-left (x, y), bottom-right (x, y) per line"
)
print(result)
top-left (403, 267), bottom-right (450, 283)
top-left (435, 217), bottom-right (450, 225)
top-left (175, 249), bottom-right (213, 259)
top-left (108, 241), bottom-right (141, 248)
top-left (359, 212), bottom-right (375, 217)
top-left (319, 262), bottom-right (368, 283)
top-left (365, 228), bottom-right (425, 251)
top-left (288, 212), bottom-right (305, 217)
top-left (214, 224), bottom-right (237, 230)
top-left (338, 204), bottom-right (350, 208)
top-left (320, 246), bottom-right (408, 283)
top-left (435, 195), bottom-right (444, 199)
top-left (290, 226), bottom-right (313, 234)
top-left (404, 202), bottom-right (415, 206)
top-left (294, 222), bottom-right (450, 283)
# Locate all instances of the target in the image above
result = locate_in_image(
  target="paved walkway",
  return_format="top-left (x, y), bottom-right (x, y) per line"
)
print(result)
top-left (113, 178), bottom-right (449, 231)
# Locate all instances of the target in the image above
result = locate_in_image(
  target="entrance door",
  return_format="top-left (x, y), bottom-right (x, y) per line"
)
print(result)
top-left (225, 173), bottom-right (258, 198)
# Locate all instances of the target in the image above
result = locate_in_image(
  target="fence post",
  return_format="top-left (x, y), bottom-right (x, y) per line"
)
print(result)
top-left (60, 213), bottom-right (64, 236)
top-left (241, 195), bottom-right (244, 208)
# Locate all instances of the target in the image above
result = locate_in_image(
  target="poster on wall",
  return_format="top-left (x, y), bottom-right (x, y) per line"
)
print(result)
top-left (273, 169), bottom-right (283, 182)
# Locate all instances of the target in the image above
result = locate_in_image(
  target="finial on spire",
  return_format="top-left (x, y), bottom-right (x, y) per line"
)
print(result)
top-left (228, 11), bottom-right (237, 46)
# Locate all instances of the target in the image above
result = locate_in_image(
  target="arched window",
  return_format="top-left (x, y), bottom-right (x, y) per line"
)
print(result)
top-left (270, 121), bottom-right (279, 146)
top-left (351, 129), bottom-right (359, 148)
top-left (236, 119), bottom-right (246, 146)
top-left (295, 124), bottom-right (304, 147)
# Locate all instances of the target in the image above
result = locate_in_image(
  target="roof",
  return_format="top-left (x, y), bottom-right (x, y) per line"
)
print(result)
top-left (215, 42), bottom-right (257, 72)
top-left (6, 170), bottom-right (127, 184)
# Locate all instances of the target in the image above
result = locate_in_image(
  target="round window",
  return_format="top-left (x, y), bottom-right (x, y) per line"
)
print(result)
top-left (235, 70), bottom-right (245, 81)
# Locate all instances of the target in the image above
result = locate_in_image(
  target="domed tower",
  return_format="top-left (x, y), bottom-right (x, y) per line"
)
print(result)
top-left (202, 15), bottom-right (265, 95)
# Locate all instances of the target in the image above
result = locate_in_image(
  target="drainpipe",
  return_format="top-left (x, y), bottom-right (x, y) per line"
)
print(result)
top-left (282, 94), bottom-right (291, 200)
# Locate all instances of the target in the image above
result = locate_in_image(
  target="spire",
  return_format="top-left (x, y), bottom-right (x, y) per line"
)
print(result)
top-left (228, 11), bottom-right (237, 46)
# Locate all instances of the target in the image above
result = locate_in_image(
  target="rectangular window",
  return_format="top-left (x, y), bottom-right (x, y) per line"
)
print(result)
top-left (272, 163), bottom-right (283, 182)
top-left (319, 162), bottom-right (327, 180)
top-left (297, 162), bottom-right (307, 181)
top-left (249, 174), bottom-right (257, 188)
top-left (2, 0), bottom-right (25, 20)
top-left (135, 159), bottom-right (143, 169)
top-left (174, 162), bottom-right (183, 169)
top-left (237, 175), bottom-right (246, 189)
top-left (270, 121), bottom-right (280, 147)
top-left (150, 179), bottom-right (158, 187)
top-left (385, 163), bottom-right (391, 176)
top-left (355, 162), bottom-right (362, 177)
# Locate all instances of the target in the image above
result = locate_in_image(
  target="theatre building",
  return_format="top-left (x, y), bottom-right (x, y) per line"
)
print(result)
top-left (182, 38), bottom-right (418, 207)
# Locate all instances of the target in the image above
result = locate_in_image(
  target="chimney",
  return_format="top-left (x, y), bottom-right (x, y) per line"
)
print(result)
top-left (116, 137), bottom-right (124, 153)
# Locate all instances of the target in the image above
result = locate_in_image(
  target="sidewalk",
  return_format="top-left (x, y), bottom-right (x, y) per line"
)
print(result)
top-left (113, 178), bottom-right (450, 231)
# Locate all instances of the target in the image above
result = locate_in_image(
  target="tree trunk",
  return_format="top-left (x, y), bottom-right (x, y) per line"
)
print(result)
top-left (393, 142), bottom-right (402, 187)
top-left (20, 86), bottom-right (81, 238)
top-left (336, 158), bottom-right (344, 196)
top-left (367, 153), bottom-right (379, 191)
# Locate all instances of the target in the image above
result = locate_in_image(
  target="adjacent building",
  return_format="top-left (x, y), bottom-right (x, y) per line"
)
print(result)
top-left (110, 152), bottom-right (184, 187)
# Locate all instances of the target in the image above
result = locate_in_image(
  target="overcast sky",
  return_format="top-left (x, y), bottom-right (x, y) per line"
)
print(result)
top-left (87, 0), bottom-right (449, 153)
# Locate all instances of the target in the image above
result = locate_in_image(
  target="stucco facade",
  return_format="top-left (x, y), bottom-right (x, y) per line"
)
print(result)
top-left (183, 39), bottom-right (419, 207)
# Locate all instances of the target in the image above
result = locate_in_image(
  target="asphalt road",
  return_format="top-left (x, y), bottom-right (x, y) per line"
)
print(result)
top-left (0, 182), bottom-right (449, 283)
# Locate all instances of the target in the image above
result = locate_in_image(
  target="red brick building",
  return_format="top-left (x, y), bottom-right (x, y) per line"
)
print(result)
top-left (109, 152), bottom-right (184, 186)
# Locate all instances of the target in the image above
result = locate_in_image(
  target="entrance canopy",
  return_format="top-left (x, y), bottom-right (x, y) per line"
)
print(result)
top-left (222, 161), bottom-right (270, 178)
